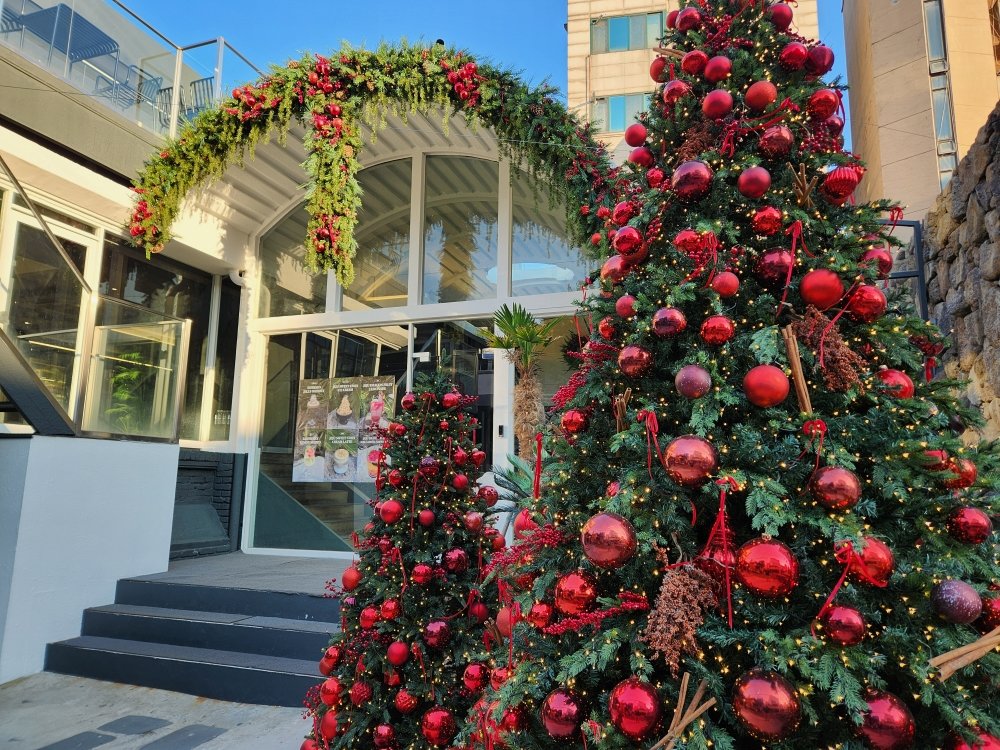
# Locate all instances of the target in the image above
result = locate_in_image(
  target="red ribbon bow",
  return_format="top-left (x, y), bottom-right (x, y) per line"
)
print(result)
top-left (644, 411), bottom-right (664, 482)
top-left (812, 541), bottom-right (887, 636)
top-left (800, 419), bottom-right (827, 471)
top-left (777, 221), bottom-right (814, 318)
top-left (697, 476), bottom-right (740, 628)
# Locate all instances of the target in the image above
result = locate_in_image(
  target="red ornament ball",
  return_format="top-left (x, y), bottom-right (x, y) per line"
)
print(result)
top-left (400, 392), bottom-right (416, 410)
top-left (561, 408), bottom-right (588, 435)
top-left (736, 538), bottom-right (799, 598)
top-left (861, 246), bottom-right (894, 278)
top-left (624, 123), bottom-right (647, 148)
top-left (743, 365), bottom-right (790, 408)
top-left (947, 506), bottom-right (993, 545)
top-left (647, 167), bottom-right (665, 188)
top-left (452, 473), bottom-right (469, 491)
top-left (675, 7), bottom-right (702, 32)
top-left (944, 458), bottom-right (978, 489)
top-left (470, 601), bottom-right (489, 622)
top-left (846, 537), bottom-right (895, 586)
top-left (619, 345), bottom-right (653, 377)
top-left (704, 55), bottom-right (732, 83)
top-left (674, 228), bottom-right (702, 254)
top-left (628, 147), bottom-right (655, 168)
top-left (381, 598), bottom-right (401, 620)
top-left (675, 364), bottom-right (712, 399)
top-left (581, 512), bottom-right (637, 569)
top-left (373, 724), bottom-right (396, 749)
top-left (479, 485), bottom-right (500, 506)
top-left (387, 469), bottom-right (404, 487)
top-left (490, 667), bottom-right (510, 690)
top-left (823, 165), bottom-right (862, 203)
top-left (540, 688), bottom-right (585, 739)
top-left (350, 680), bottom-right (373, 707)
top-left (528, 601), bottom-right (554, 628)
top-left (700, 315), bottom-right (736, 345)
top-left (810, 466), bottom-right (862, 511)
top-left (443, 548), bottom-right (469, 573)
top-left (395, 688), bottom-right (419, 714)
top-left (463, 663), bottom-right (489, 692)
top-left (664, 435), bottom-right (718, 487)
top-left (601, 255), bottom-right (629, 285)
top-left (767, 2), bottom-right (794, 30)
top-left (598, 316), bottom-right (617, 339)
top-left (320, 676), bottom-right (343, 706)
top-left (826, 114), bottom-right (846, 135)
top-left (418, 508), bottom-right (435, 527)
top-left (442, 391), bottom-right (461, 409)
top-left (977, 594), bottom-right (1000, 632)
top-left (751, 206), bottom-right (783, 235)
top-left (380, 498), bottom-right (405, 525)
top-left (800, 269), bottom-right (845, 310)
top-left (857, 691), bottom-right (915, 750)
top-left (496, 606), bottom-right (515, 637)
top-left (554, 570), bottom-right (598, 615)
top-left (877, 369), bottom-right (915, 399)
top-left (759, 125), bottom-right (794, 157)
top-left (463, 510), bottom-right (484, 533)
top-left (806, 45), bottom-right (836, 76)
top-left (661, 79), bottom-right (693, 107)
top-left (808, 88), bottom-right (840, 119)
top-left (737, 166), bottom-right (771, 199)
top-left (671, 160), bottom-right (714, 200)
top-left (746, 80), bottom-right (778, 112)
top-left (301, 739), bottom-right (319, 750)
top-left (702, 89), bottom-right (734, 119)
top-left (650, 56), bottom-right (668, 82)
top-left (846, 285), bottom-right (887, 323)
top-left (341, 566), bottom-right (361, 591)
top-left (609, 677), bottom-right (662, 741)
top-left (412, 563), bottom-right (434, 585)
top-left (423, 619), bottom-right (452, 649)
top-left (615, 293), bottom-right (637, 317)
top-left (319, 711), bottom-right (339, 741)
top-left (681, 49), bottom-right (709, 75)
top-left (652, 306), bottom-right (687, 337)
top-left (421, 706), bottom-right (457, 747)
top-left (386, 641), bottom-right (410, 666)
top-left (732, 669), bottom-right (802, 741)
top-left (819, 605), bottom-right (867, 646)
top-left (756, 248), bottom-right (793, 285)
top-left (779, 42), bottom-right (809, 70)
top-left (712, 271), bottom-right (740, 297)
top-left (932, 580), bottom-right (983, 625)
top-left (514, 508), bottom-right (539, 539)
top-left (945, 732), bottom-right (1000, 750)
top-left (359, 606), bottom-right (380, 629)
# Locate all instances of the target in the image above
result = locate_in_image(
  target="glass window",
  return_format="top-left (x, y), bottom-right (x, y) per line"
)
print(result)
top-left (930, 81), bottom-right (955, 141)
top-left (12, 195), bottom-right (96, 234)
top-left (422, 156), bottom-right (499, 304)
top-left (923, 0), bottom-right (946, 62)
top-left (346, 159), bottom-right (411, 310)
top-left (209, 278), bottom-right (241, 441)
top-left (647, 12), bottom-right (663, 48)
top-left (591, 19), bottom-right (608, 54)
top-left (511, 168), bottom-right (588, 296)
top-left (629, 15), bottom-right (646, 49)
top-left (258, 203), bottom-right (328, 317)
top-left (608, 16), bottom-right (629, 51)
top-left (591, 12), bottom-right (662, 53)
top-left (991, 0), bottom-right (1000, 74)
top-left (591, 98), bottom-right (609, 130)
top-left (609, 95), bottom-right (626, 131)
top-left (939, 153), bottom-right (958, 189)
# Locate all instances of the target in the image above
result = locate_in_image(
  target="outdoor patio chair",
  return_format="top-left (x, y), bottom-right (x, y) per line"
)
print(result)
top-left (184, 76), bottom-right (215, 119)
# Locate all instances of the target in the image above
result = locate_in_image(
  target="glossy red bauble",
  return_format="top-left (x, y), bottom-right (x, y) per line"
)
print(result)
top-left (581, 512), bottom-right (637, 569)
top-left (381, 598), bottom-right (402, 620)
top-left (819, 605), bottom-right (867, 646)
top-left (609, 677), bottom-right (662, 741)
top-left (320, 676), bottom-right (343, 706)
top-left (759, 125), bottom-right (794, 157)
top-left (421, 706), bottom-right (457, 747)
top-left (671, 160), bottom-right (714, 200)
top-left (463, 663), bottom-right (489, 692)
top-left (624, 123), bottom-right (647, 148)
top-left (442, 391), bottom-right (461, 409)
top-left (479, 484), bottom-right (499, 506)
top-left (823, 165), bottom-right (863, 203)
top-left (319, 711), bottom-right (339, 741)
top-left (350, 681), bottom-right (373, 707)
top-left (650, 56), bottom-right (668, 82)
top-left (857, 691), bottom-right (915, 750)
top-left (945, 732), bottom-right (1000, 750)
top-left (736, 538), bottom-right (799, 597)
top-left (380, 498), bottom-right (405, 525)
top-left (628, 147), bottom-right (655, 168)
top-left (647, 167), bottom-right (665, 188)
top-left (554, 570), bottom-right (598, 615)
top-left (704, 55), bottom-right (732, 83)
top-left (752, 206), bottom-right (783, 235)
top-left (826, 113), bottom-right (846, 135)
top-left (808, 88), bottom-right (840, 119)
top-left (877, 369), bottom-right (915, 399)
top-left (845, 537), bottom-right (895, 586)
top-left (598, 316), bottom-right (617, 339)
top-left (652, 307), bottom-right (687, 337)
top-left (800, 269), bottom-right (845, 310)
top-left (528, 601), bottom-right (554, 628)
top-left (400, 392), bottom-right (417, 410)
top-left (419, 456), bottom-right (440, 477)
top-left (341, 566), bottom-right (361, 591)
top-left (359, 606), bottom-right (380, 629)
top-left (301, 739), bottom-right (319, 750)
top-left (616, 293), bottom-right (637, 317)
top-left (674, 228), bottom-right (702, 254)
top-left (664, 435), bottom-right (718, 486)
top-left (666, 9), bottom-right (678, 28)
top-left (944, 458), bottom-right (978, 489)
top-left (490, 666), bottom-right (510, 690)
top-left (978, 595), bottom-right (1000, 632)
top-left (810, 466), bottom-right (862, 511)
top-left (700, 315), bottom-right (736, 345)
top-left (743, 365), bottom-right (790, 408)
top-left (470, 601), bottom-right (489, 622)
top-left (452, 473), bottom-right (469, 491)
top-left (947, 506), bottom-right (993, 544)
top-left (846, 285), bottom-right (887, 323)
top-left (386, 641), bottom-right (410, 666)
top-left (471, 448), bottom-right (487, 467)
top-left (712, 271), bottom-right (740, 297)
top-left (395, 688), bottom-right (419, 714)
top-left (411, 563), bottom-right (434, 585)
top-left (661, 79), bottom-right (693, 107)
top-left (702, 89), bottom-right (734, 119)
top-left (861, 246), bottom-right (894, 278)
top-left (601, 254), bottom-right (629, 284)
top-left (423, 619), bottom-right (452, 649)
top-left (418, 508), bottom-right (435, 527)
top-left (779, 42), bottom-right (809, 70)
top-left (540, 688), bottom-right (585, 739)
top-left (732, 669), bottom-right (802, 741)
top-left (746, 81), bottom-right (778, 112)
top-left (561, 408), bottom-right (589, 435)
top-left (756, 248), bottom-right (793, 285)
top-left (373, 724), bottom-right (396, 749)
top-left (675, 7), bottom-right (702, 32)
top-left (806, 45), bottom-right (836, 76)
top-left (387, 469), bottom-right (404, 487)
top-left (619, 345), bottom-right (653, 377)
top-left (443, 548), bottom-right (469, 573)
top-left (766, 2), bottom-right (794, 30)
top-left (681, 49), bottom-right (709, 75)
top-left (675, 364), bottom-right (712, 399)
top-left (514, 508), bottom-right (539, 539)
top-left (737, 166), bottom-right (771, 199)
top-left (496, 606), bottom-right (515, 637)
top-left (932, 580), bottom-right (983, 625)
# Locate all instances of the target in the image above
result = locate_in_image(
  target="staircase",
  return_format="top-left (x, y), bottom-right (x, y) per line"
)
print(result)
top-left (45, 576), bottom-right (340, 707)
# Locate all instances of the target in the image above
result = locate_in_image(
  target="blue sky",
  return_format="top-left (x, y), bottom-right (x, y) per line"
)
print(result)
top-left (126, 0), bottom-right (851, 148)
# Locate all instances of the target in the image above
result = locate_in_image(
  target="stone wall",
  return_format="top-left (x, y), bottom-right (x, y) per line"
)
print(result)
top-left (925, 102), bottom-right (1000, 439)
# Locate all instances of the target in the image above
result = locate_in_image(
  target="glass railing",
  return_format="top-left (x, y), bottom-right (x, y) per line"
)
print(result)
top-left (0, 0), bottom-right (261, 137)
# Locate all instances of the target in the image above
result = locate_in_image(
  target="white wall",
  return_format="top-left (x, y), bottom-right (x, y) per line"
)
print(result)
top-left (0, 436), bottom-right (178, 683)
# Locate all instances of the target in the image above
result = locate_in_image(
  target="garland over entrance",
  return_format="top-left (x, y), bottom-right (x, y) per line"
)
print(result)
top-left (130, 42), bottom-right (620, 285)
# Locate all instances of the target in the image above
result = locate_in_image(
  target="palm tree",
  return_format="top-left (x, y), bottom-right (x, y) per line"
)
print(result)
top-left (481, 303), bottom-right (561, 460)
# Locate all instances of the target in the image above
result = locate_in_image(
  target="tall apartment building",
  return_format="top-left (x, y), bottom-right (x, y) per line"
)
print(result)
top-left (844, 0), bottom-right (1000, 219)
top-left (567, 0), bottom-right (819, 160)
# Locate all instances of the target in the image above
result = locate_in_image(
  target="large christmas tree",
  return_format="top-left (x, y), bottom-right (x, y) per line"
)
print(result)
top-left (303, 373), bottom-right (502, 749)
top-left (484, 2), bottom-right (1000, 749)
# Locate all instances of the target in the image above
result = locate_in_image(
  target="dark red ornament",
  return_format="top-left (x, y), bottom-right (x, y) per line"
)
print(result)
top-left (581, 512), bottom-right (637, 569)
top-left (945, 732), bottom-right (1000, 750)
top-left (412, 563), bottom-right (434, 585)
top-left (624, 123), bottom-right (647, 148)
top-left (418, 508), bottom-right (435, 527)
top-left (611, 201), bottom-right (634, 226)
top-left (616, 294), bottom-right (637, 318)
top-left (704, 55), bottom-right (732, 83)
top-left (320, 676), bottom-right (343, 706)
top-left (743, 365), bottom-right (790, 408)
top-left (877, 369), bottom-right (915, 399)
top-left (442, 391), bottom-right (461, 409)
top-left (671, 160), bottom-right (714, 200)
top-left (746, 80), bottom-right (778, 112)
top-left (752, 206), bottom-right (783, 235)
top-left (738, 166), bottom-right (771, 199)
top-left (350, 680), bottom-right (373, 707)
top-left (381, 598), bottom-right (401, 620)
top-left (395, 688), bottom-right (418, 714)
top-left (675, 7), bottom-right (702, 32)
top-left (513, 508), bottom-right (538, 538)
top-left (561, 409), bottom-right (588, 435)
top-left (463, 663), bottom-right (489, 692)
top-left (540, 689), bottom-right (585, 739)
top-left (373, 724), bottom-right (396, 749)
top-left (732, 669), bottom-right (802, 741)
top-left (479, 485), bottom-right (499, 506)
top-left (470, 601), bottom-right (489, 622)
top-left (342, 566), bottom-right (361, 591)
top-left (861, 246), bottom-right (894, 278)
top-left (386, 641), bottom-right (410, 666)
top-left (601, 254), bottom-right (629, 284)
top-left (380, 498), bottom-right (405, 525)
top-left (823, 165), bottom-right (862, 203)
top-left (779, 42), bottom-right (809, 70)
top-left (767, 2), bottom-right (794, 30)
top-left (359, 606), bottom-right (380, 629)
top-left (423, 619), bottom-right (452, 649)
top-left (808, 88), bottom-right (840, 119)
top-left (810, 466), bottom-right (862, 511)
top-left (528, 601), bottom-right (554, 628)
top-left (421, 706), bottom-right (457, 746)
top-left (944, 458), bottom-right (978, 489)
top-left (977, 594), bottom-right (1000, 632)
top-left (702, 89), bottom-right (734, 119)
top-left (756, 248), bottom-right (793, 285)
top-left (387, 469), bottom-right (404, 487)
top-left (933, 580), bottom-right (983, 625)
top-left (452, 473), bottom-right (469, 491)
top-left (819, 605), bottom-right (867, 646)
top-left (401, 392), bottom-right (416, 410)
top-left (647, 168), bottom-right (665, 188)
top-left (619, 345), bottom-right (653, 377)
top-left (825, 114), bottom-right (846, 135)
top-left (806, 45), bottom-right (836, 76)
top-left (661, 79), bottom-right (692, 107)
top-left (650, 56), bottom-right (668, 82)
top-left (554, 570), bottom-right (598, 615)
top-left (759, 125), bottom-right (794, 157)
top-left (800, 269), bottom-right (845, 310)
top-left (847, 537), bottom-right (895, 586)
top-left (609, 677), bottom-right (662, 741)
top-left (496, 606), bottom-right (515, 637)
top-left (681, 49), bottom-right (709, 75)
top-left (319, 711), bottom-right (339, 741)
top-left (598, 316), bottom-right (617, 339)
top-left (712, 271), bottom-right (740, 297)
top-left (443, 548), bottom-right (469, 573)
top-left (947, 506), bottom-right (993, 545)
top-left (736, 538), bottom-right (799, 597)
top-left (846, 285), bottom-right (887, 323)
top-left (675, 364), bottom-right (712, 399)
top-left (628, 147), bottom-right (655, 168)
top-left (857, 691), bottom-right (915, 750)
top-left (664, 435), bottom-right (718, 486)
top-left (490, 666), bottom-right (510, 690)
top-left (700, 315), bottom-right (735, 345)
top-left (301, 739), bottom-right (319, 750)
top-left (652, 307), bottom-right (687, 337)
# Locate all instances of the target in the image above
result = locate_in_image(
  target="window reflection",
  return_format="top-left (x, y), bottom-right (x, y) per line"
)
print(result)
top-left (259, 203), bottom-right (328, 317)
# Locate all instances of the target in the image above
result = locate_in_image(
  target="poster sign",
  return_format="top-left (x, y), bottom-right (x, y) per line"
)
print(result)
top-left (292, 375), bottom-right (396, 482)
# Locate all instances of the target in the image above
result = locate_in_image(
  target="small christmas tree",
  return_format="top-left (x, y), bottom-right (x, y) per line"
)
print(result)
top-left (302, 373), bottom-right (503, 749)
top-left (484, 3), bottom-right (1000, 750)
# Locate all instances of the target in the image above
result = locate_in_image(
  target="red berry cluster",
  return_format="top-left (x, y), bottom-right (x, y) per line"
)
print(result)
top-left (306, 55), bottom-right (341, 96)
top-left (311, 111), bottom-right (347, 144)
top-left (311, 214), bottom-right (342, 255)
top-left (224, 82), bottom-right (281, 122)
top-left (441, 59), bottom-right (482, 107)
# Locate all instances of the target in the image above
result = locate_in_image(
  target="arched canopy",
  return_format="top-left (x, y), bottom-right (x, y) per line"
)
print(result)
top-left (129, 42), bottom-right (622, 286)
